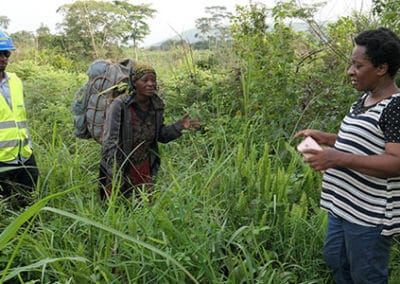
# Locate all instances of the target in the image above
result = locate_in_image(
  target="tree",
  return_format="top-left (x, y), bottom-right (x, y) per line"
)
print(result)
top-left (195, 6), bottom-right (231, 48)
top-left (10, 30), bottom-right (35, 54)
top-left (113, 0), bottom-right (156, 48)
top-left (57, 0), bottom-right (130, 59)
top-left (372, 0), bottom-right (400, 33)
top-left (36, 24), bottom-right (59, 51)
top-left (0, 16), bottom-right (10, 31)
top-left (56, 0), bottom-right (155, 60)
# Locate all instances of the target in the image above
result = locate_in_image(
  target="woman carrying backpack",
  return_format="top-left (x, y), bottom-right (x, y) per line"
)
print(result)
top-left (98, 62), bottom-right (200, 200)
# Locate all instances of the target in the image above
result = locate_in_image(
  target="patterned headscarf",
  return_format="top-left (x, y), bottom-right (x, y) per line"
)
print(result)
top-left (130, 62), bottom-right (156, 81)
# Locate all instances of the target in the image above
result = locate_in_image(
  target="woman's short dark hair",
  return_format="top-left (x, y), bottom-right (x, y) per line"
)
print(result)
top-left (354, 27), bottom-right (400, 78)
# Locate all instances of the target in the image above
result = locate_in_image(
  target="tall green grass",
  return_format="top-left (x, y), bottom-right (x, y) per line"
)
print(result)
top-left (1, 115), bottom-right (330, 283)
top-left (2, 43), bottom-right (400, 283)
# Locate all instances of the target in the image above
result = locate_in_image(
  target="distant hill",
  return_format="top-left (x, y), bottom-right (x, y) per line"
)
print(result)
top-left (145, 21), bottom-right (310, 48)
top-left (145, 28), bottom-right (201, 48)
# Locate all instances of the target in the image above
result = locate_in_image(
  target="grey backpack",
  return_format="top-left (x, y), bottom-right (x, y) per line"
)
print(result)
top-left (71, 58), bottom-right (135, 143)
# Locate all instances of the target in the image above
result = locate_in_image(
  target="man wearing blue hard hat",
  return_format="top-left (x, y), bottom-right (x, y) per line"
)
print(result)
top-left (0, 30), bottom-right (38, 207)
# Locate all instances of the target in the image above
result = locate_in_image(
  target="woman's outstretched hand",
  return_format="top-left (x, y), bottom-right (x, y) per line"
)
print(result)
top-left (179, 113), bottom-right (201, 131)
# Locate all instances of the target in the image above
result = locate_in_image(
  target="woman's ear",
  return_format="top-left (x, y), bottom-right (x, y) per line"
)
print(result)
top-left (377, 63), bottom-right (389, 76)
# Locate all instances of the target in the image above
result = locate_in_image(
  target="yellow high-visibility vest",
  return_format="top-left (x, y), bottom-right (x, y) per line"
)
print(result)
top-left (0, 72), bottom-right (32, 161)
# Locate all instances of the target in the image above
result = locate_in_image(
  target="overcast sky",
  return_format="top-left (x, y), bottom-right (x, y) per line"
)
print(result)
top-left (2, 0), bottom-right (372, 47)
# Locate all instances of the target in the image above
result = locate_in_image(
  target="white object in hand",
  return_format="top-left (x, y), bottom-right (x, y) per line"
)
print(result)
top-left (297, 136), bottom-right (322, 158)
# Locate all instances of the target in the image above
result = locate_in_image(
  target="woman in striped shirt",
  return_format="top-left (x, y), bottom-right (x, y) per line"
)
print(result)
top-left (295, 27), bottom-right (400, 283)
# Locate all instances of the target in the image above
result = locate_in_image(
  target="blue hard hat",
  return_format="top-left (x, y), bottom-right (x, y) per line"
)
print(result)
top-left (0, 31), bottom-right (15, 51)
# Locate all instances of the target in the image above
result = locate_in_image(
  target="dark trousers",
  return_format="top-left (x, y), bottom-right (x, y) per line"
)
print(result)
top-left (323, 213), bottom-right (391, 284)
top-left (0, 154), bottom-right (39, 206)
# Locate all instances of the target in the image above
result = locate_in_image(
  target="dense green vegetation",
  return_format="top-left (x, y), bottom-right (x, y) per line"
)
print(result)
top-left (1, 0), bottom-right (400, 283)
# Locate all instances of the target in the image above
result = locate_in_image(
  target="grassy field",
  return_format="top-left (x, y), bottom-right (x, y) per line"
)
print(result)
top-left (1, 24), bottom-right (400, 283)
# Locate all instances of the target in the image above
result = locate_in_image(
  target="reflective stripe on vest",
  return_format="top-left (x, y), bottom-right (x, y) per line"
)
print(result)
top-left (0, 73), bottom-right (32, 161)
top-left (0, 121), bottom-right (17, 129)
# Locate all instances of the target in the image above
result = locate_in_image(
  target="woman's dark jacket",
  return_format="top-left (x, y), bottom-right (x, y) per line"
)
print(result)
top-left (99, 93), bottom-right (184, 189)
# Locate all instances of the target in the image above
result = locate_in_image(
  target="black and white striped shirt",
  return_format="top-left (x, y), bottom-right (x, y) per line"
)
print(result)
top-left (321, 93), bottom-right (400, 236)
